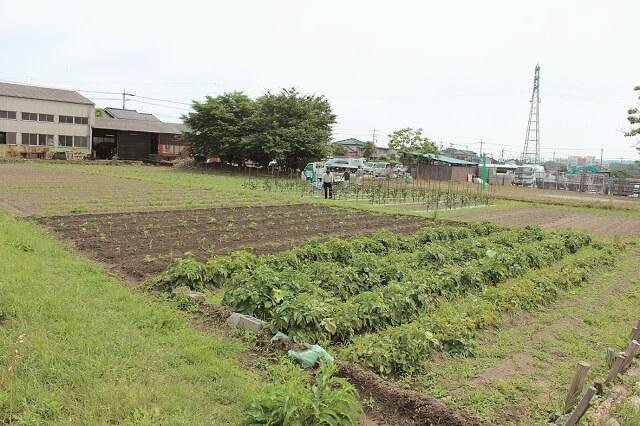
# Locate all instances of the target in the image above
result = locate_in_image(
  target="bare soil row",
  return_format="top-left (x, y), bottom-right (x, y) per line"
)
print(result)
top-left (37, 205), bottom-right (429, 279)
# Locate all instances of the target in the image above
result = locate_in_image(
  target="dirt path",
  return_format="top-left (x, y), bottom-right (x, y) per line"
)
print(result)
top-left (447, 206), bottom-right (640, 239)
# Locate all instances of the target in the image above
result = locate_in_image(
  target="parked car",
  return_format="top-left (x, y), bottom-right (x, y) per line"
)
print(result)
top-left (372, 162), bottom-right (391, 178)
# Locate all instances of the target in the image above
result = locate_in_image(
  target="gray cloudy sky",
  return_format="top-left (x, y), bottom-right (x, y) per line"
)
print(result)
top-left (2, 0), bottom-right (639, 160)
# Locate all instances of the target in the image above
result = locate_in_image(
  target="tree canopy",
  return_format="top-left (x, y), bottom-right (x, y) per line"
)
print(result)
top-left (626, 86), bottom-right (640, 151)
top-left (387, 128), bottom-right (438, 156)
top-left (182, 88), bottom-right (336, 169)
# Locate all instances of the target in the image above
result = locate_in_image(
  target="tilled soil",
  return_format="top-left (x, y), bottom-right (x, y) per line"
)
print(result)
top-left (338, 363), bottom-right (488, 426)
top-left (36, 205), bottom-right (430, 280)
top-left (447, 206), bottom-right (640, 239)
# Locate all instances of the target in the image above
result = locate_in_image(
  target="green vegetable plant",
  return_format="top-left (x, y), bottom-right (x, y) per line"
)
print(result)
top-left (244, 362), bottom-right (362, 426)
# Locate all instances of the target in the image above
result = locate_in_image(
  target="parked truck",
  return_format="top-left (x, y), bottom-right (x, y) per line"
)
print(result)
top-left (512, 165), bottom-right (545, 187)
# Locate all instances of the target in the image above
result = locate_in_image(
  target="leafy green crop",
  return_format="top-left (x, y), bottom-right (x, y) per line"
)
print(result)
top-left (343, 245), bottom-right (616, 376)
top-left (244, 363), bottom-right (362, 425)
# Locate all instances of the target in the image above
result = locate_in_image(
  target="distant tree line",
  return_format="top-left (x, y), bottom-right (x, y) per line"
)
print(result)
top-left (182, 88), bottom-right (336, 170)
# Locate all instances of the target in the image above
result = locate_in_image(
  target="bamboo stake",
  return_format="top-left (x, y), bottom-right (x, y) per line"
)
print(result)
top-left (563, 362), bottom-right (591, 414)
top-left (605, 353), bottom-right (627, 385)
top-left (565, 386), bottom-right (597, 426)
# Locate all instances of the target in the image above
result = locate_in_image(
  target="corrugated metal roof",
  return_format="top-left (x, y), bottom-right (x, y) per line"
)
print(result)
top-left (94, 117), bottom-right (182, 134)
top-left (404, 151), bottom-right (478, 165)
top-left (104, 108), bottom-right (161, 122)
top-left (0, 82), bottom-right (94, 105)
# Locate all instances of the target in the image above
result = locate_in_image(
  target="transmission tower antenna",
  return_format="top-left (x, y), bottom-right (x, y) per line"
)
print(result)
top-left (520, 64), bottom-right (541, 164)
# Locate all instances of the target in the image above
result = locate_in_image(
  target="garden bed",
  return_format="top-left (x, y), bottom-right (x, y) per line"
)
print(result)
top-left (36, 205), bottom-right (428, 279)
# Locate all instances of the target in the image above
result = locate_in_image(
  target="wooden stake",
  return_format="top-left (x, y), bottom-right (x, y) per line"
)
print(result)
top-left (565, 386), bottom-right (597, 426)
top-left (630, 321), bottom-right (640, 342)
top-left (621, 340), bottom-right (640, 371)
top-left (605, 353), bottom-right (627, 385)
top-left (563, 361), bottom-right (591, 414)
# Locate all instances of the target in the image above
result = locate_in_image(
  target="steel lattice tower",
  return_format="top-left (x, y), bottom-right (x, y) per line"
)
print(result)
top-left (521, 64), bottom-right (541, 164)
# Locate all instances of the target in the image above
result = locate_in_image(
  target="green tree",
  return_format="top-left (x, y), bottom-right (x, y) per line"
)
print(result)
top-left (387, 128), bottom-right (438, 155)
top-left (95, 108), bottom-right (105, 117)
top-left (248, 88), bottom-right (336, 169)
top-left (332, 144), bottom-right (347, 157)
top-left (625, 86), bottom-right (640, 151)
top-left (182, 92), bottom-right (255, 163)
top-left (363, 141), bottom-right (376, 159)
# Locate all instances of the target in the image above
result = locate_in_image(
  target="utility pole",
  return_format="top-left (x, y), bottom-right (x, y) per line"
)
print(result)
top-left (500, 148), bottom-right (505, 162)
top-left (521, 64), bottom-right (541, 164)
top-left (479, 140), bottom-right (485, 158)
top-left (372, 128), bottom-right (377, 145)
top-left (552, 151), bottom-right (555, 162)
top-left (600, 148), bottom-right (603, 166)
top-left (122, 89), bottom-right (134, 109)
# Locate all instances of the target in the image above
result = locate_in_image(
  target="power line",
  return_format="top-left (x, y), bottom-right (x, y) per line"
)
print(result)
top-left (128, 99), bottom-right (191, 111)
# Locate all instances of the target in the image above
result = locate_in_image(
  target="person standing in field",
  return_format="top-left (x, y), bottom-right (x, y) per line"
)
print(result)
top-left (356, 166), bottom-right (364, 187)
top-left (343, 169), bottom-right (351, 190)
top-left (323, 169), bottom-right (334, 199)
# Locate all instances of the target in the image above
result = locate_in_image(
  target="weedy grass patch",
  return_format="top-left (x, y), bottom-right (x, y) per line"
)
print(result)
top-left (0, 212), bottom-right (264, 425)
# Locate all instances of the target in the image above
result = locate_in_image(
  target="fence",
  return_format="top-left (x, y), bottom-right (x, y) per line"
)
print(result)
top-left (408, 163), bottom-right (478, 183)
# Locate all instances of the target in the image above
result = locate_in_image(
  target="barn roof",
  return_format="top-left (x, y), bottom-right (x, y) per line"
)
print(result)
top-left (94, 117), bottom-right (182, 134)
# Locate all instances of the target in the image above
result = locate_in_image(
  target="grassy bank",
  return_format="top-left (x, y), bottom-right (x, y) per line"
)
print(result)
top-left (0, 212), bottom-right (262, 425)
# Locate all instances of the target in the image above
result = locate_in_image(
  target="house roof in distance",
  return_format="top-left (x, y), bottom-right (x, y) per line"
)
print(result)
top-left (0, 82), bottom-right (94, 105)
top-left (333, 138), bottom-right (366, 146)
top-left (104, 108), bottom-right (161, 122)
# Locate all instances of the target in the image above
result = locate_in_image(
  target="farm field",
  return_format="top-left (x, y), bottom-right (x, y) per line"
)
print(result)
top-left (441, 204), bottom-right (640, 239)
top-left (2, 161), bottom-right (640, 425)
top-left (37, 205), bottom-right (427, 280)
top-left (492, 185), bottom-right (640, 211)
top-left (0, 163), bottom-right (289, 216)
top-left (159, 218), bottom-right (637, 424)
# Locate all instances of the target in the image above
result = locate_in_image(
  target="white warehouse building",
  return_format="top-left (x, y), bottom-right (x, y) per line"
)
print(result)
top-left (0, 82), bottom-right (95, 158)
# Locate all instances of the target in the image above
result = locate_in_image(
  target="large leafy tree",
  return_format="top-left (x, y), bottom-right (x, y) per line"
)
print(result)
top-left (248, 88), bottom-right (336, 169)
top-left (182, 91), bottom-right (255, 163)
top-left (387, 128), bottom-right (438, 155)
top-left (626, 86), bottom-right (640, 150)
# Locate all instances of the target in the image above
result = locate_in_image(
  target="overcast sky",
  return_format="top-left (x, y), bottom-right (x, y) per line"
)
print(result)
top-left (2, 0), bottom-right (639, 160)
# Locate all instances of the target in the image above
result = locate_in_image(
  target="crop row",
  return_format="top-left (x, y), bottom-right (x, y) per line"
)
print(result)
top-left (238, 231), bottom-right (590, 343)
top-left (163, 222), bottom-right (504, 294)
top-left (342, 244), bottom-right (617, 376)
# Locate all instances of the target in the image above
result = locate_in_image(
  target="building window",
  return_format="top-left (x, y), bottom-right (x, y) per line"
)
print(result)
top-left (2, 132), bottom-right (17, 144)
top-left (74, 116), bottom-right (88, 125)
top-left (39, 134), bottom-right (54, 146)
top-left (59, 115), bottom-right (74, 124)
top-left (58, 135), bottom-right (73, 147)
top-left (38, 114), bottom-right (54, 122)
top-left (21, 112), bottom-right (38, 121)
top-left (0, 110), bottom-right (17, 119)
top-left (74, 136), bottom-right (88, 148)
top-left (21, 133), bottom-right (38, 145)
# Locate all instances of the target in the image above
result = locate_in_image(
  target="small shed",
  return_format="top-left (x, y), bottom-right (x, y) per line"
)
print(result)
top-left (403, 152), bottom-right (479, 182)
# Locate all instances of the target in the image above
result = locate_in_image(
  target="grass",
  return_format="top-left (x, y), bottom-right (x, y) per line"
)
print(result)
top-left (410, 245), bottom-right (640, 424)
top-left (0, 211), bottom-right (263, 425)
